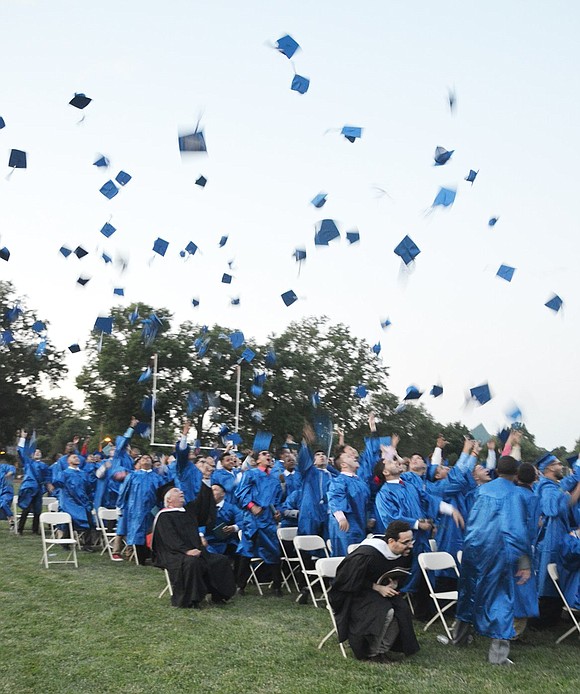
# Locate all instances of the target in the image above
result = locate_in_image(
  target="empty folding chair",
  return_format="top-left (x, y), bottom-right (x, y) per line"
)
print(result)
top-left (277, 527), bottom-right (300, 592)
top-left (47, 501), bottom-right (59, 513)
top-left (293, 535), bottom-right (330, 607)
top-left (97, 507), bottom-right (121, 560)
top-left (418, 551), bottom-right (460, 640)
top-left (548, 563), bottom-right (580, 644)
top-left (315, 557), bottom-right (347, 658)
top-left (39, 512), bottom-right (78, 569)
top-left (237, 530), bottom-right (270, 596)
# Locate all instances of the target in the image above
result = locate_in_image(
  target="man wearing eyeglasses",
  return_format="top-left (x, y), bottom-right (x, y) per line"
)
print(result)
top-left (329, 520), bottom-right (420, 663)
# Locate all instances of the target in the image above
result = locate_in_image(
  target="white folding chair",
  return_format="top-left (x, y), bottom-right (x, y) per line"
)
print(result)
top-left (456, 550), bottom-right (463, 564)
top-left (293, 535), bottom-right (330, 607)
top-left (39, 512), bottom-right (78, 569)
top-left (42, 496), bottom-right (58, 511)
top-left (47, 501), bottom-right (59, 512)
top-left (11, 495), bottom-right (19, 534)
top-left (237, 530), bottom-right (270, 596)
top-left (158, 569), bottom-right (174, 599)
top-left (548, 563), bottom-right (580, 644)
top-left (418, 551), bottom-right (460, 640)
top-left (97, 507), bottom-right (120, 560)
top-left (347, 543), bottom-right (360, 554)
top-left (315, 557), bottom-right (347, 658)
top-left (277, 527), bottom-right (300, 592)
top-left (429, 538), bottom-right (438, 552)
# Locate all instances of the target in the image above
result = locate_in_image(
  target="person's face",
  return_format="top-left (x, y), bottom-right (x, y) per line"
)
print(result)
top-left (546, 461), bottom-right (564, 480)
top-left (168, 489), bottom-right (185, 508)
top-left (340, 446), bottom-right (359, 471)
top-left (434, 465), bottom-right (450, 480)
top-left (388, 530), bottom-right (415, 556)
top-left (257, 451), bottom-right (272, 467)
top-left (221, 454), bottom-right (235, 471)
top-left (314, 451), bottom-right (327, 468)
top-left (65, 442), bottom-right (75, 454)
top-left (283, 455), bottom-right (296, 472)
top-left (409, 455), bottom-right (426, 475)
top-left (140, 455), bottom-right (153, 470)
top-left (382, 458), bottom-right (404, 478)
top-left (33, 449), bottom-right (42, 460)
top-left (68, 454), bottom-right (80, 467)
top-left (212, 485), bottom-right (225, 503)
top-left (473, 465), bottom-right (491, 484)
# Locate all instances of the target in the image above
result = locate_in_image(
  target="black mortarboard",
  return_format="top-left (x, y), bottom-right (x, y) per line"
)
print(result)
top-left (9, 149), bottom-right (27, 169)
top-left (281, 290), bottom-right (298, 307)
top-left (100, 180), bottom-right (119, 199)
top-left (77, 276), bottom-right (90, 286)
top-left (0, 247), bottom-right (10, 262)
top-left (291, 74), bottom-right (310, 94)
top-left (470, 383), bottom-right (492, 405)
top-left (93, 155), bottom-right (109, 168)
top-left (222, 273), bottom-right (232, 284)
top-left (74, 246), bottom-right (88, 259)
top-left (178, 128), bottom-right (207, 153)
top-left (430, 385), bottom-right (444, 398)
top-left (68, 343), bottom-right (81, 353)
top-left (314, 219), bottom-right (340, 245)
top-left (276, 34), bottom-right (299, 59)
top-left (100, 222), bottom-right (116, 238)
top-left (434, 146), bottom-right (454, 166)
top-left (69, 93), bottom-right (92, 109)
top-left (545, 294), bottom-right (563, 313)
top-left (115, 171), bottom-right (131, 186)
top-left (403, 385), bottom-right (423, 401)
top-left (394, 235), bottom-right (420, 265)
top-left (195, 175), bottom-right (207, 187)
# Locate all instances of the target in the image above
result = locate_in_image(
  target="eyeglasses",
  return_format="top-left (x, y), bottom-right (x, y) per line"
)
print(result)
top-left (397, 539), bottom-right (415, 546)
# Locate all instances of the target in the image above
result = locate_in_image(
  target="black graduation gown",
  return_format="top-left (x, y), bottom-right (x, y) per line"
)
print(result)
top-left (329, 544), bottom-right (419, 659)
top-left (152, 485), bottom-right (236, 607)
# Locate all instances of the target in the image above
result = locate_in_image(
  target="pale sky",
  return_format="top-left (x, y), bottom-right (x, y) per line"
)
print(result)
top-left (1, 0), bottom-right (579, 450)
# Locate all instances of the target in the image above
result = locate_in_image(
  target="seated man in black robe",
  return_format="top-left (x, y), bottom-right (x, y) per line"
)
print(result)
top-left (152, 485), bottom-right (236, 608)
top-left (329, 520), bottom-right (420, 662)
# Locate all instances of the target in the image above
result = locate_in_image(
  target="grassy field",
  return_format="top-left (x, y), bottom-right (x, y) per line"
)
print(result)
top-left (1, 524), bottom-right (579, 694)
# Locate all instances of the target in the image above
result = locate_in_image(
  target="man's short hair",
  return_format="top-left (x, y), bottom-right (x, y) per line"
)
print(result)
top-left (219, 451), bottom-right (232, 462)
top-left (334, 444), bottom-right (348, 461)
top-left (164, 488), bottom-right (180, 506)
top-left (211, 483), bottom-right (226, 492)
top-left (385, 520), bottom-right (412, 542)
top-left (517, 462), bottom-right (536, 485)
top-left (497, 455), bottom-right (518, 476)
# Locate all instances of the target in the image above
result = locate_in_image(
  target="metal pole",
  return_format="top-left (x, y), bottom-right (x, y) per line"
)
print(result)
top-left (234, 364), bottom-right (241, 432)
top-left (151, 353), bottom-right (158, 444)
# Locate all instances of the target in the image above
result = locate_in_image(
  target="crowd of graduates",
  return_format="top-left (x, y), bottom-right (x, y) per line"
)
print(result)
top-left (1, 413), bottom-right (579, 659)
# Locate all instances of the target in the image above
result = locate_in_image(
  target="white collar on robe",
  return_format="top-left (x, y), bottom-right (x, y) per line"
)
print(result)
top-left (359, 537), bottom-right (399, 560)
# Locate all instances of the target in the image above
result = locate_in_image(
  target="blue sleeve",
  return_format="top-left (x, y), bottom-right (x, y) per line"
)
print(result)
top-left (358, 435), bottom-right (381, 484)
top-left (297, 444), bottom-right (313, 476)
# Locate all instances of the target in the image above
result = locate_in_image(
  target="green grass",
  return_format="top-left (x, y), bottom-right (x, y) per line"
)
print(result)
top-left (0, 525), bottom-right (579, 694)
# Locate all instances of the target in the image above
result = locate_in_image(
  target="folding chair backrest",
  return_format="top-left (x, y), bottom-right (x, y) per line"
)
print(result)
top-left (277, 527), bottom-right (298, 543)
top-left (429, 538), bottom-right (438, 552)
top-left (294, 535), bottom-right (328, 554)
top-left (40, 511), bottom-right (72, 526)
top-left (456, 550), bottom-right (463, 564)
top-left (98, 507), bottom-right (119, 525)
top-left (42, 496), bottom-right (58, 509)
top-left (47, 501), bottom-right (59, 513)
top-left (316, 557), bottom-right (344, 580)
top-left (347, 544), bottom-right (360, 554)
top-left (418, 551), bottom-right (459, 574)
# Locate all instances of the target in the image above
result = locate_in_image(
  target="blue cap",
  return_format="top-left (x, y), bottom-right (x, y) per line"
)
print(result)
top-left (314, 219), bottom-right (340, 245)
top-left (488, 217), bottom-right (499, 227)
top-left (291, 74), bottom-right (310, 94)
top-left (74, 246), bottom-right (88, 259)
top-left (68, 343), bottom-right (81, 353)
top-left (497, 265), bottom-right (515, 282)
top-left (394, 235), bottom-right (420, 265)
top-left (253, 431), bottom-right (273, 452)
top-left (545, 294), bottom-right (563, 313)
top-left (184, 241), bottom-right (198, 256)
top-left (59, 246), bottom-right (72, 258)
top-left (311, 193), bottom-right (327, 208)
top-left (113, 288), bottom-right (124, 296)
top-left (191, 298), bottom-right (200, 308)
top-left (432, 187), bottom-right (456, 208)
top-left (0, 116), bottom-right (5, 129)
top-left (535, 453), bottom-right (558, 472)
top-left (293, 248), bottom-right (306, 262)
top-left (93, 155), bottom-right (109, 168)
top-left (138, 367), bottom-right (152, 383)
top-left (355, 385), bottom-right (368, 398)
top-left (178, 128), bottom-right (207, 153)
top-left (100, 222), bottom-right (116, 238)
top-left (195, 175), bottom-right (207, 187)
top-left (231, 297), bottom-right (240, 306)
top-left (219, 235), bottom-right (228, 248)
top-left (470, 383), bottom-right (492, 405)
top-left (434, 146), bottom-right (454, 166)
top-left (565, 454), bottom-right (579, 469)
top-left (102, 252), bottom-right (112, 264)
top-left (229, 331), bottom-right (244, 349)
top-left (9, 149), bottom-right (27, 169)
top-left (372, 342), bottom-right (381, 355)
top-left (0, 247), bottom-right (10, 262)
top-left (115, 171), bottom-right (131, 186)
top-left (94, 316), bottom-right (113, 334)
top-left (403, 385), bottom-right (422, 401)
top-left (241, 347), bottom-right (255, 363)
top-left (465, 169), bottom-right (478, 184)
top-left (152, 238), bottom-right (169, 256)
top-left (341, 126), bottom-right (362, 142)
top-left (100, 180), bottom-right (119, 199)
top-left (430, 385), bottom-right (443, 398)
top-left (346, 230), bottom-right (360, 244)
top-left (276, 34), bottom-right (299, 59)
top-left (77, 276), bottom-right (90, 286)
top-left (69, 93), bottom-right (92, 109)
top-left (281, 290), bottom-right (298, 307)
top-left (265, 349), bottom-right (276, 367)
top-left (380, 318), bottom-right (392, 329)
top-left (1, 330), bottom-right (14, 345)
top-left (32, 321), bottom-right (46, 333)
top-left (221, 273), bottom-right (233, 284)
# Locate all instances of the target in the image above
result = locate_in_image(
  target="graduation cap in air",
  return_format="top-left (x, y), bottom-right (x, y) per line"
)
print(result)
top-left (74, 246), bottom-right (88, 259)
top-left (35, 339), bottom-right (47, 358)
top-left (506, 404), bottom-right (523, 422)
top-left (138, 366), bottom-right (152, 383)
top-left (59, 246), bottom-right (72, 258)
top-left (465, 169), bottom-right (478, 184)
top-left (229, 331), bottom-right (245, 349)
top-left (448, 88), bottom-right (456, 114)
top-left (346, 230), bottom-right (360, 244)
top-left (355, 385), bottom-right (368, 398)
top-left (372, 342), bottom-right (381, 355)
top-left (77, 276), bottom-right (90, 286)
top-left (102, 252), bottom-right (112, 264)
top-left (488, 217), bottom-right (499, 227)
top-left (311, 391), bottom-right (321, 407)
top-left (314, 219), bottom-right (340, 245)
top-left (265, 349), bottom-right (276, 368)
top-left (253, 430), bottom-right (273, 452)
top-left (430, 385), bottom-right (443, 398)
top-left (545, 294), bottom-right (563, 313)
top-left (178, 123), bottom-right (207, 153)
top-left (394, 235), bottom-right (420, 265)
top-left (115, 171), bottom-right (131, 186)
top-left (241, 347), bottom-right (256, 363)
top-left (100, 180), bottom-right (119, 199)
top-left (311, 193), bottom-right (327, 208)
top-left (432, 187), bottom-right (456, 208)
top-left (281, 290), bottom-right (298, 307)
top-left (275, 34), bottom-right (300, 59)
top-left (219, 235), bottom-right (228, 248)
top-left (231, 297), bottom-right (240, 306)
top-left (380, 318), bottom-right (392, 329)
top-left (191, 298), bottom-right (200, 307)
top-left (32, 320), bottom-right (46, 333)
top-left (180, 241), bottom-right (198, 258)
top-left (68, 343), bottom-right (81, 353)
top-left (100, 222), bottom-right (116, 238)
top-left (0, 116), bottom-right (5, 129)
top-left (225, 432), bottom-right (243, 446)
top-left (93, 155), bottom-right (109, 168)
top-left (113, 288), bottom-right (124, 296)
top-left (152, 238), bottom-right (169, 257)
top-left (291, 74), bottom-right (310, 94)
top-left (403, 385), bottom-right (423, 401)
top-left (341, 126), bottom-right (362, 143)
top-left (434, 146), bottom-right (454, 166)
top-left (470, 423), bottom-right (492, 444)
top-left (187, 391), bottom-right (204, 414)
top-left (8, 149), bottom-right (27, 169)
top-left (94, 316), bottom-right (113, 334)
top-left (222, 273), bottom-right (233, 284)
top-left (470, 383), bottom-right (492, 405)
top-left (0, 247), bottom-right (10, 262)
top-left (293, 248), bottom-right (306, 262)
top-left (496, 265), bottom-right (515, 282)
top-left (69, 93), bottom-right (92, 109)
top-left (195, 175), bottom-right (207, 187)
top-left (1, 329), bottom-right (14, 345)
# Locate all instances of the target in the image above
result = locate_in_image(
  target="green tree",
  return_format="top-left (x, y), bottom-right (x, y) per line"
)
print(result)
top-left (0, 281), bottom-right (67, 447)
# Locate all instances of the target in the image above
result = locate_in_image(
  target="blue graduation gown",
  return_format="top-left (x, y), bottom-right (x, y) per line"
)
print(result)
top-left (211, 468), bottom-right (239, 505)
top-left (203, 500), bottom-right (243, 554)
top-left (17, 449), bottom-right (51, 511)
top-left (328, 473), bottom-right (370, 557)
top-left (560, 533), bottom-right (580, 609)
top-left (168, 443), bottom-right (202, 504)
top-left (534, 476), bottom-right (574, 598)
top-left (456, 477), bottom-right (531, 639)
top-left (0, 463), bottom-right (15, 518)
top-left (54, 467), bottom-right (94, 529)
top-left (513, 484), bottom-right (540, 618)
top-left (280, 489), bottom-right (302, 528)
top-left (235, 467), bottom-right (282, 564)
top-left (116, 469), bottom-right (165, 544)
top-left (296, 444), bottom-right (337, 539)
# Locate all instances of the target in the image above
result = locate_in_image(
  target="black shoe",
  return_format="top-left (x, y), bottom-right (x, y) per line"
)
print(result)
top-left (272, 587), bottom-right (283, 598)
top-left (81, 546), bottom-right (95, 553)
top-left (379, 650), bottom-right (405, 662)
top-left (236, 587), bottom-right (246, 597)
top-left (296, 588), bottom-right (309, 605)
